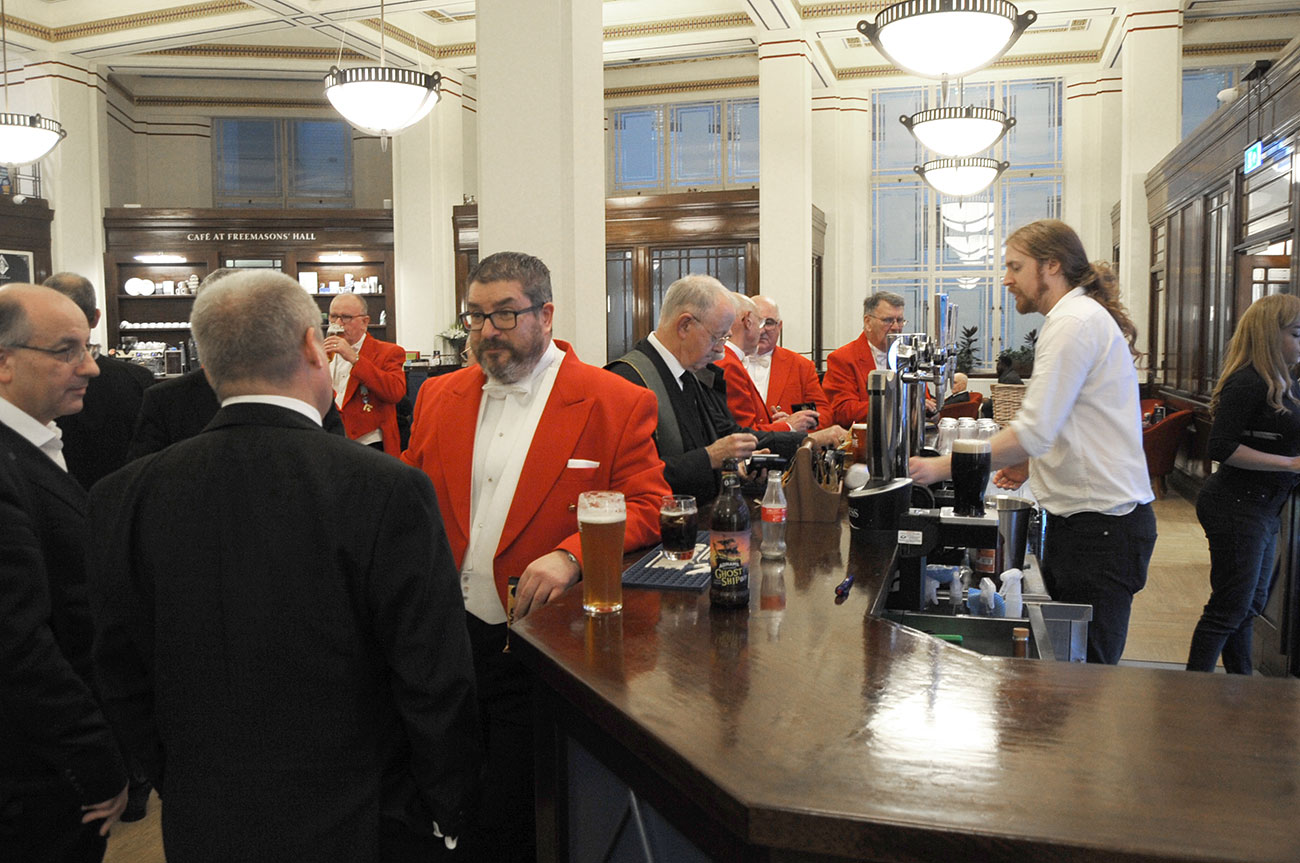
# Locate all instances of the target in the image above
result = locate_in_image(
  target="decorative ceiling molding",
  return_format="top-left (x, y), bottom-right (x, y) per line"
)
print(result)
top-left (134, 95), bottom-right (328, 109)
top-left (605, 76), bottom-right (758, 99)
top-left (1, 1), bottom-right (251, 44)
top-left (143, 43), bottom-right (368, 62)
top-left (604, 13), bottom-right (752, 41)
top-left (837, 50), bottom-right (1101, 79)
top-left (1183, 39), bottom-right (1291, 57)
top-left (607, 51), bottom-right (758, 71)
top-left (359, 18), bottom-right (473, 61)
top-left (799, 2), bottom-right (887, 19)
top-left (423, 8), bottom-right (475, 25)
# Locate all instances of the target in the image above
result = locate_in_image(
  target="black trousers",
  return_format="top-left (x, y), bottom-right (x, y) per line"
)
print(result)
top-left (1042, 503), bottom-right (1157, 665)
top-left (0, 783), bottom-right (108, 863)
top-left (461, 613), bottom-right (536, 863)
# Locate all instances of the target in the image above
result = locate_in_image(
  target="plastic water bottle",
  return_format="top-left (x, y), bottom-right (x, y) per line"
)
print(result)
top-left (759, 472), bottom-right (787, 559)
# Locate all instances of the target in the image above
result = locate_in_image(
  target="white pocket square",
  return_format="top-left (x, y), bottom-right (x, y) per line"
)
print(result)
top-left (566, 459), bottom-right (599, 469)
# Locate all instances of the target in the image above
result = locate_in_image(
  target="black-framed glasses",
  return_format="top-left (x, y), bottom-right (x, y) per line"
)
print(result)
top-left (759, 317), bottom-right (781, 330)
top-left (871, 315), bottom-right (907, 328)
top-left (5, 342), bottom-right (100, 365)
top-left (688, 314), bottom-right (730, 345)
top-left (327, 312), bottom-right (366, 323)
top-left (459, 305), bottom-right (542, 331)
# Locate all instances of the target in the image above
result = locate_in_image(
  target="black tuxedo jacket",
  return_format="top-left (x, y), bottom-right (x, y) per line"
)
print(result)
top-left (56, 354), bottom-right (155, 489)
top-left (127, 368), bottom-right (345, 460)
top-left (607, 339), bottom-right (802, 505)
top-left (90, 403), bottom-right (480, 863)
top-left (0, 424), bottom-right (126, 805)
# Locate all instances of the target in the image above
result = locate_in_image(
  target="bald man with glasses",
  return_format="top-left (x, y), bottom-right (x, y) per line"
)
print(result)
top-left (0, 284), bottom-right (128, 862)
top-left (325, 293), bottom-right (407, 455)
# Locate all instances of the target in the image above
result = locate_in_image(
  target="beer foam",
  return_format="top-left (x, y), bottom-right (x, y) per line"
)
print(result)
top-left (578, 509), bottom-right (625, 523)
top-left (951, 438), bottom-right (992, 454)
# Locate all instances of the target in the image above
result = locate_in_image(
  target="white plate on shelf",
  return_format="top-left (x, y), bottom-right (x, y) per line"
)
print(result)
top-left (139, 279), bottom-right (155, 295)
top-left (124, 278), bottom-right (142, 296)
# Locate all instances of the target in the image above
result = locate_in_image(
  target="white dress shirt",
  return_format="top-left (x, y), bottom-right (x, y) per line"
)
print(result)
top-left (748, 350), bottom-right (773, 401)
top-left (461, 340), bottom-right (565, 624)
top-left (1009, 287), bottom-right (1153, 517)
top-left (332, 333), bottom-right (381, 446)
top-left (0, 394), bottom-right (67, 470)
top-left (647, 332), bottom-right (689, 390)
top-left (221, 394), bottom-right (324, 426)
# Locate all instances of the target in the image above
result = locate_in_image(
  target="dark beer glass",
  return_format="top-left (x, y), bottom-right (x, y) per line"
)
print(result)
top-left (659, 495), bottom-right (698, 561)
top-left (951, 438), bottom-right (992, 517)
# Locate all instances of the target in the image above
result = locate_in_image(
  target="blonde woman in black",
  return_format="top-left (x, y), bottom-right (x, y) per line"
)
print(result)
top-left (1187, 293), bottom-right (1300, 673)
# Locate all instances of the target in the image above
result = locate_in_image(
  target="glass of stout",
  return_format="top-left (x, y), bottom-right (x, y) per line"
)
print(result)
top-left (951, 438), bottom-right (992, 518)
top-left (659, 495), bottom-right (698, 561)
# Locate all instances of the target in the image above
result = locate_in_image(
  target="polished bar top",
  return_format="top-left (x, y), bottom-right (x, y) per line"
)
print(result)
top-left (513, 518), bottom-right (1300, 862)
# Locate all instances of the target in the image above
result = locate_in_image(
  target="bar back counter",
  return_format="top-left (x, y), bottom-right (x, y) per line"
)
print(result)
top-left (513, 518), bottom-right (1300, 863)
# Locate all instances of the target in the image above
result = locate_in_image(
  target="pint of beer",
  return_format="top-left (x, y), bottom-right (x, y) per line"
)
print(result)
top-left (578, 491), bottom-right (626, 615)
top-left (951, 438), bottom-right (992, 517)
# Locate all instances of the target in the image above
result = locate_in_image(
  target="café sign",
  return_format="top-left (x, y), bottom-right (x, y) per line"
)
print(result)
top-left (185, 231), bottom-right (318, 242)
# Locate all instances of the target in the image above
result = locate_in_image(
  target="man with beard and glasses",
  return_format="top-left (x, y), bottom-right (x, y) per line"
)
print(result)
top-left (910, 219), bottom-right (1155, 665)
top-left (402, 251), bottom-right (669, 863)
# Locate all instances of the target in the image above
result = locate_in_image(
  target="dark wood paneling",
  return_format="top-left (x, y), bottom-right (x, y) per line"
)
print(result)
top-left (0, 196), bottom-right (54, 284)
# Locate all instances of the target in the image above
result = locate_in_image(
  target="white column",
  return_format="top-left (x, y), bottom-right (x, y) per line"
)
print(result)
top-left (20, 53), bottom-right (111, 343)
top-left (392, 64), bottom-right (464, 355)
top-left (812, 88), bottom-right (872, 353)
top-left (1064, 74), bottom-right (1123, 260)
top-left (1118, 2), bottom-right (1181, 357)
top-left (476, 0), bottom-right (605, 362)
top-left (758, 38), bottom-right (814, 354)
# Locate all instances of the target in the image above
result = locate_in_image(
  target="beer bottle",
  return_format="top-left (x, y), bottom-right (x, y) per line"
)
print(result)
top-left (709, 458), bottom-right (750, 608)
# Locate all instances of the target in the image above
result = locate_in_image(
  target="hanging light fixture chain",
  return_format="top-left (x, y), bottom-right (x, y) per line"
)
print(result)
top-left (2, 0), bottom-right (10, 112)
top-left (379, 0), bottom-right (386, 68)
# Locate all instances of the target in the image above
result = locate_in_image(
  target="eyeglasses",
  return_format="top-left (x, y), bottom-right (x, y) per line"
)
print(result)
top-left (459, 305), bottom-right (542, 331)
top-left (6, 342), bottom-right (100, 364)
top-left (327, 312), bottom-right (367, 323)
top-left (688, 314), bottom-right (730, 345)
top-left (759, 317), bottom-right (781, 330)
top-left (871, 315), bottom-right (907, 328)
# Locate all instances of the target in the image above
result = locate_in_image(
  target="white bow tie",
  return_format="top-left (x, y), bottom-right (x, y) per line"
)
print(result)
top-left (483, 380), bottom-right (529, 401)
top-left (747, 353), bottom-right (771, 369)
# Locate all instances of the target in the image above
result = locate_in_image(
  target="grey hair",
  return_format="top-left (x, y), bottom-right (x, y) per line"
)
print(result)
top-left (331, 292), bottom-right (369, 316)
top-left (864, 291), bottom-right (906, 316)
top-left (469, 251), bottom-right (553, 307)
top-left (661, 274), bottom-right (730, 323)
top-left (190, 270), bottom-right (320, 396)
top-left (43, 272), bottom-right (97, 325)
top-left (753, 294), bottom-right (781, 319)
top-left (0, 285), bottom-right (35, 347)
top-left (727, 292), bottom-right (757, 316)
top-left (198, 267), bottom-right (242, 294)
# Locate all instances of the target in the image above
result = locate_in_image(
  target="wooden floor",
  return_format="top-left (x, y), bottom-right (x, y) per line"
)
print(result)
top-left (102, 488), bottom-right (1212, 862)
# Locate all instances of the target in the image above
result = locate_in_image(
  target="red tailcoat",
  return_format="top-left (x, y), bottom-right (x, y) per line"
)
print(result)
top-left (337, 334), bottom-right (407, 456)
top-left (763, 346), bottom-right (833, 430)
top-left (823, 333), bottom-right (880, 428)
top-left (401, 340), bottom-right (670, 612)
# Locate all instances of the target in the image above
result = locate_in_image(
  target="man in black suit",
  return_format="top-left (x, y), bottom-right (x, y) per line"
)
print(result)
top-left (90, 270), bottom-right (480, 863)
top-left (607, 274), bottom-right (841, 506)
top-left (44, 273), bottom-right (156, 489)
top-left (127, 269), bottom-right (346, 459)
top-left (943, 372), bottom-right (973, 407)
top-left (0, 283), bottom-right (128, 862)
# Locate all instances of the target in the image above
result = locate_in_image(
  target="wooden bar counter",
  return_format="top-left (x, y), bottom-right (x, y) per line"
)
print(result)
top-left (512, 517), bottom-right (1300, 863)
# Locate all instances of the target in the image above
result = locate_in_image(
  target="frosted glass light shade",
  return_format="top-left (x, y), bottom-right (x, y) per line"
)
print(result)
top-left (859, 0), bottom-right (1036, 80)
top-left (0, 113), bottom-right (65, 166)
top-left (901, 106), bottom-right (1014, 156)
top-left (915, 157), bottom-right (1009, 197)
top-left (324, 67), bottom-right (441, 137)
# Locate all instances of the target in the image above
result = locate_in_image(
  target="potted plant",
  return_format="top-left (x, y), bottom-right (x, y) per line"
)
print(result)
top-left (437, 323), bottom-right (469, 365)
top-left (998, 329), bottom-right (1038, 379)
top-left (954, 325), bottom-right (980, 374)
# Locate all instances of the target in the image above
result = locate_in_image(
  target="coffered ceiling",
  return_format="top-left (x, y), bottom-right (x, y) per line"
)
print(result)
top-left (2, 0), bottom-right (1297, 87)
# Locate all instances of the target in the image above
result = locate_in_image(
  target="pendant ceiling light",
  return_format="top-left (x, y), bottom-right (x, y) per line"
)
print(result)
top-left (901, 105), bottom-right (1014, 157)
top-left (0, 0), bottom-right (66, 167)
top-left (915, 157), bottom-right (1009, 197)
top-left (858, 0), bottom-right (1037, 81)
top-left (324, 0), bottom-right (441, 139)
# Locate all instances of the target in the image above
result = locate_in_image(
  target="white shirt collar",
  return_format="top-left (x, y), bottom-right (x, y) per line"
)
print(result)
top-left (352, 332), bottom-right (367, 351)
top-left (724, 340), bottom-right (746, 361)
top-left (0, 394), bottom-right (65, 468)
top-left (647, 332), bottom-right (689, 389)
top-left (221, 394), bottom-right (324, 426)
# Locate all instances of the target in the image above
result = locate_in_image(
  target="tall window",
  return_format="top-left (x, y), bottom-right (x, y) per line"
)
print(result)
top-left (1182, 66), bottom-right (1244, 140)
top-left (870, 78), bottom-right (1062, 373)
top-left (609, 97), bottom-right (759, 194)
top-left (213, 118), bottom-right (353, 208)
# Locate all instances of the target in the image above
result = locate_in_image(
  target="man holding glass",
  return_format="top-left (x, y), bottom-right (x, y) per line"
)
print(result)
top-left (325, 292), bottom-right (407, 455)
top-left (402, 251), bottom-right (669, 863)
top-left (909, 219), bottom-right (1155, 665)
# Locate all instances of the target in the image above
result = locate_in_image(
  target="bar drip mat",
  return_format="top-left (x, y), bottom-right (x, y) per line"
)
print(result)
top-left (622, 532), bottom-right (711, 591)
